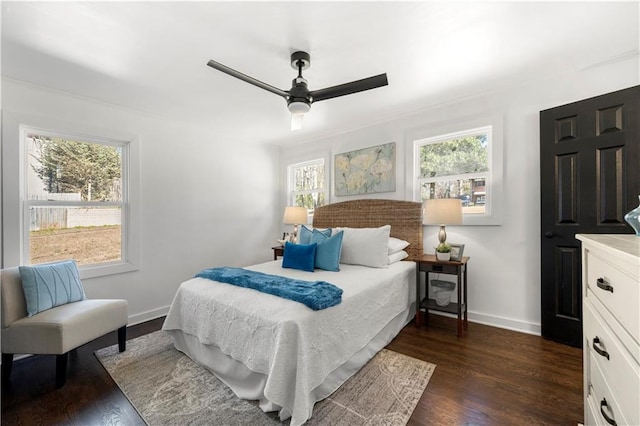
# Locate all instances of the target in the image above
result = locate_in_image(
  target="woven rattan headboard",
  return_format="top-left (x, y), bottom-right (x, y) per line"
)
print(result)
top-left (313, 199), bottom-right (423, 260)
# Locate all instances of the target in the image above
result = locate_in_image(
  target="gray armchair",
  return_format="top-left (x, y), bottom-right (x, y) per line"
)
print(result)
top-left (1, 267), bottom-right (128, 388)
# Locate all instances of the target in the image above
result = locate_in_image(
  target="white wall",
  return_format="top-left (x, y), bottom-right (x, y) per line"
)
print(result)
top-left (1, 78), bottom-right (280, 325)
top-left (279, 55), bottom-right (639, 334)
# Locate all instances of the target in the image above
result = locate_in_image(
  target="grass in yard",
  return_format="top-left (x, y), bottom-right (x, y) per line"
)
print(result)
top-left (30, 225), bottom-right (121, 265)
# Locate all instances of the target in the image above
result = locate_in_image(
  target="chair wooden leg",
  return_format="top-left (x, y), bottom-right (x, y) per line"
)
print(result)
top-left (2, 353), bottom-right (14, 385)
top-left (118, 326), bottom-right (127, 352)
top-left (55, 353), bottom-right (68, 389)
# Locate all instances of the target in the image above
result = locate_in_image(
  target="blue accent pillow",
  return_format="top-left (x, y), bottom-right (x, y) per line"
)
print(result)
top-left (298, 226), bottom-right (331, 245)
top-left (282, 242), bottom-right (317, 272)
top-left (19, 260), bottom-right (86, 317)
top-left (311, 229), bottom-right (344, 272)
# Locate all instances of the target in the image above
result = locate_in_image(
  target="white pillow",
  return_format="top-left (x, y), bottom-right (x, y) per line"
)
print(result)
top-left (337, 225), bottom-right (391, 268)
top-left (388, 250), bottom-right (409, 264)
top-left (388, 237), bottom-right (410, 254)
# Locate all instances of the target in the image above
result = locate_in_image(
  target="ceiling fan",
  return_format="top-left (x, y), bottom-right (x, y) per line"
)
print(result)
top-left (207, 51), bottom-right (388, 130)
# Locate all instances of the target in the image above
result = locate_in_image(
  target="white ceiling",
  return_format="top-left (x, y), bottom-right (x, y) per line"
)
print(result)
top-left (2, 1), bottom-right (638, 145)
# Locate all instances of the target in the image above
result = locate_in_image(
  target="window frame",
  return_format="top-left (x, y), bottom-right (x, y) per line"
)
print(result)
top-left (410, 115), bottom-right (503, 226)
top-left (16, 122), bottom-right (140, 279)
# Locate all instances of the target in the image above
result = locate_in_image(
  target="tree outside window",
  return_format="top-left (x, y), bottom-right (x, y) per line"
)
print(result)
top-left (30, 135), bottom-right (122, 202)
top-left (288, 159), bottom-right (326, 213)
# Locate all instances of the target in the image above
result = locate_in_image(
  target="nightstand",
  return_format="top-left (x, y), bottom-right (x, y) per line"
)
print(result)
top-left (271, 246), bottom-right (284, 260)
top-left (415, 254), bottom-right (469, 337)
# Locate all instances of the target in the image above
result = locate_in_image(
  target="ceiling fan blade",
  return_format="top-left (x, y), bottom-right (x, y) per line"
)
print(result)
top-left (207, 59), bottom-right (289, 98)
top-left (309, 73), bottom-right (388, 103)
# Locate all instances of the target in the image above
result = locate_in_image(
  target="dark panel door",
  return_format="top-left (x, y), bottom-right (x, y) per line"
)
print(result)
top-left (540, 86), bottom-right (639, 347)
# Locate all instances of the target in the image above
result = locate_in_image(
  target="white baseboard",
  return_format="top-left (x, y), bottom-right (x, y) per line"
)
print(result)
top-left (430, 310), bottom-right (541, 336)
top-left (127, 305), bottom-right (170, 327)
top-left (470, 311), bottom-right (541, 335)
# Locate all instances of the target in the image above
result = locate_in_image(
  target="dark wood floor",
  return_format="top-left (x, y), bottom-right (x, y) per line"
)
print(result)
top-left (387, 316), bottom-right (583, 426)
top-left (1, 315), bottom-right (583, 425)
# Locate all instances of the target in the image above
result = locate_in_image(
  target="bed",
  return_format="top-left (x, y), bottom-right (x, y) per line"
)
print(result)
top-left (162, 199), bottom-right (423, 425)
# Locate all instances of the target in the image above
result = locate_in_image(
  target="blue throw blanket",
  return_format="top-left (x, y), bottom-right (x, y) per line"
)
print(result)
top-left (195, 267), bottom-right (343, 311)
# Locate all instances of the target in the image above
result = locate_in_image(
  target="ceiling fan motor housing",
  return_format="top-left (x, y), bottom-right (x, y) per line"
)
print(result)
top-left (287, 75), bottom-right (312, 113)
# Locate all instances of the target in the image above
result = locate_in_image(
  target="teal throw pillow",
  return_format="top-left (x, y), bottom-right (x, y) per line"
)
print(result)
top-left (19, 260), bottom-right (86, 317)
top-left (282, 242), bottom-right (317, 272)
top-left (311, 229), bottom-right (344, 272)
top-left (298, 226), bottom-right (331, 245)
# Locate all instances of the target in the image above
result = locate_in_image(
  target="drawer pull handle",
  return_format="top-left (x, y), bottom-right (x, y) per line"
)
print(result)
top-left (600, 398), bottom-right (617, 426)
top-left (596, 277), bottom-right (614, 293)
top-left (592, 336), bottom-right (610, 360)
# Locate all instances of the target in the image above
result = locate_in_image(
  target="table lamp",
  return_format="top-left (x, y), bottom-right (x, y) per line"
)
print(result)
top-left (423, 198), bottom-right (463, 247)
top-left (283, 206), bottom-right (308, 243)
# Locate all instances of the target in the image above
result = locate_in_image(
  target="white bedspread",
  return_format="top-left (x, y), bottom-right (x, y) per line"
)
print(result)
top-left (162, 260), bottom-right (415, 426)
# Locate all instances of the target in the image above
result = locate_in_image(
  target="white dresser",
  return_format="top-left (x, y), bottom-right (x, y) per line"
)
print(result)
top-left (576, 234), bottom-right (639, 426)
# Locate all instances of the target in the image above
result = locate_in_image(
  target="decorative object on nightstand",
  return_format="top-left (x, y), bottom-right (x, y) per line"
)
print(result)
top-left (448, 243), bottom-right (465, 261)
top-left (283, 206), bottom-right (308, 243)
top-left (435, 243), bottom-right (451, 261)
top-left (423, 198), bottom-right (463, 249)
top-left (624, 195), bottom-right (640, 235)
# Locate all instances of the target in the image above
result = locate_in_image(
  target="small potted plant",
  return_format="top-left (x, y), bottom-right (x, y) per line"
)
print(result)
top-left (435, 243), bottom-right (451, 261)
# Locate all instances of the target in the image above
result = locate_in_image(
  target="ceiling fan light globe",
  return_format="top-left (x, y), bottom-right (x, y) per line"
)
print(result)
top-left (288, 101), bottom-right (311, 114)
top-left (291, 113), bottom-right (304, 131)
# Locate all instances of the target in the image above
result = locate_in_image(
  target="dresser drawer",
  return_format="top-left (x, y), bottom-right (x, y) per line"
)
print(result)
top-left (585, 249), bottom-right (639, 341)
top-left (584, 302), bottom-right (640, 425)
top-left (586, 350), bottom-right (630, 426)
top-left (586, 392), bottom-right (626, 426)
top-left (585, 392), bottom-right (605, 426)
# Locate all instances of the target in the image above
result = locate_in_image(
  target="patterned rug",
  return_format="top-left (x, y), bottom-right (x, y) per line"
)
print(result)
top-left (95, 330), bottom-right (435, 425)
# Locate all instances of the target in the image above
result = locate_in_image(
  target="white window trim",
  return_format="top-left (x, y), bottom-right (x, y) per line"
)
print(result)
top-left (408, 114), bottom-right (503, 226)
top-left (2, 111), bottom-right (140, 279)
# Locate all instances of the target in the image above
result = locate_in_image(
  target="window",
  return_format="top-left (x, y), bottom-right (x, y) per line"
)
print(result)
top-left (23, 128), bottom-right (134, 274)
top-left (287, 158), bottom-right (326, 213)
top-left (414, 123), bottom-right (502, 224)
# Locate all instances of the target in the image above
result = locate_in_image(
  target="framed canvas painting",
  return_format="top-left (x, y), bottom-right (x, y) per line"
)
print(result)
top-left (335, 142), bottom-right (395, 196)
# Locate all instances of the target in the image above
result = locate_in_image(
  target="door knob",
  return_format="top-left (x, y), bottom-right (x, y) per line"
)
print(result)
top-left (544, 232), bottom-right (554, 238)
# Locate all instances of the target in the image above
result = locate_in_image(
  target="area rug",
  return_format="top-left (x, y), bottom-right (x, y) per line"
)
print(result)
top-left (95, 330), bottom-right (435, 425)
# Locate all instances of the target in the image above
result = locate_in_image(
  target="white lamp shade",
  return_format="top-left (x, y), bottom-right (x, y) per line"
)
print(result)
top-left (423, 198), bottom-right (463, 225)
top-left (283, 206), bottom-right (308, 224)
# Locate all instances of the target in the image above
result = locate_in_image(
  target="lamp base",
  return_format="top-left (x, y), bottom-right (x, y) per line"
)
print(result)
top-left (438, 225), bottom-right (447, 245)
